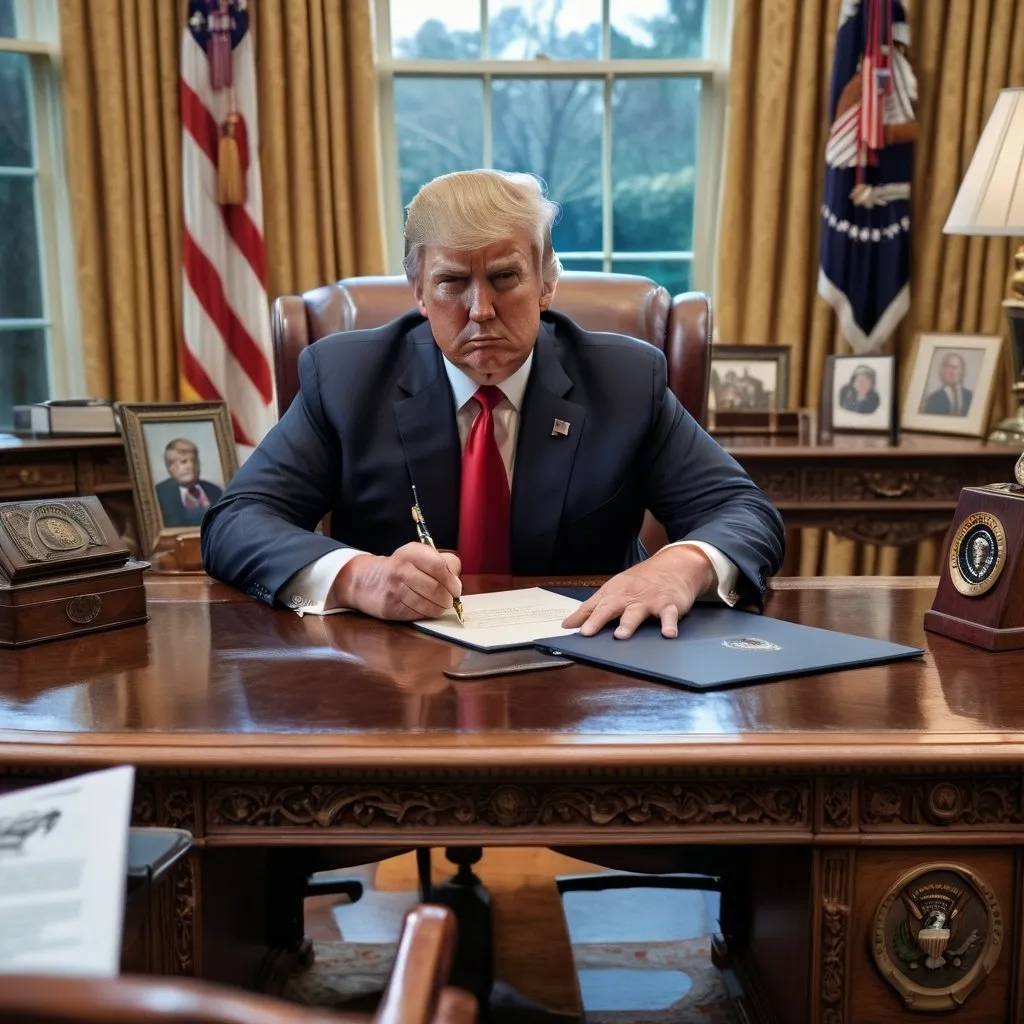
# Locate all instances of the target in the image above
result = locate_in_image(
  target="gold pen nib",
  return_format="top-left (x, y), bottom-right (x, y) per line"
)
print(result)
top-left (454, 598), bottom-right (465, 625)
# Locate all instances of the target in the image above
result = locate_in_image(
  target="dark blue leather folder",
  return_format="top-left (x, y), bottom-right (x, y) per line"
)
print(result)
top-left (534, 605), bottom-right (924, 691)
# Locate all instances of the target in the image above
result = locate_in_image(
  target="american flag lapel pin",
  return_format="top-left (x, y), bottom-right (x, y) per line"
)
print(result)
top-left (552, 418), bottom-right (570, 437)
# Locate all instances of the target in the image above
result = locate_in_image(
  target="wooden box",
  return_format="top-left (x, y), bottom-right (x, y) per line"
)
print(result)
top-left (0, 495), bottom-right (149, 647)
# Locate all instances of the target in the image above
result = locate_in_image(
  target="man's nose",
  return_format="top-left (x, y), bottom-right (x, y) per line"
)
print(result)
top-left (468, 280), bottom-right (495, 322)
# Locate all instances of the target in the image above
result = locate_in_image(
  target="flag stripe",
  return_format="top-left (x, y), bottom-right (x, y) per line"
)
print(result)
top-left (180, 7), bottom-right (275, 450)
top-left (183, 231), bottom-right (273, 402)
top-left (180, 79), bottom-right (267, 286)
top-left (179, 340), bottom-right (256, 448)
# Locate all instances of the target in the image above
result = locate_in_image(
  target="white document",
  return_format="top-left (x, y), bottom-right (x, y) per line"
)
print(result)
top-left (413, 587), bottom-right (582, 651)
top-left (0, 765), bottom-right (135, 978)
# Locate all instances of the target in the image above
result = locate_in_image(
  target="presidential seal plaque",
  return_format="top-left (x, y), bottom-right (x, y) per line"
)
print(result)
top-left (872, 863), bottom-right (1002, 1011)
top-left (924, 451), bottom-right (1024, 650)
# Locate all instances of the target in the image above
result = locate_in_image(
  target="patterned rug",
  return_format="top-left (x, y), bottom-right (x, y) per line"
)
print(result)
top-left (283, 935), bottom-right (737, 1023)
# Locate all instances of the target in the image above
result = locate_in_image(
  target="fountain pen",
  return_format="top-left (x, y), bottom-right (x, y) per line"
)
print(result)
top-left (410, 486), bottom-right (465, 625)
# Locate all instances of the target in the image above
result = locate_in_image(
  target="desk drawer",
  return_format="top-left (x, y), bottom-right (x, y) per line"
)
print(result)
top-left (0, 457), bottom-right (76, 496)
top-left (93, 449), bottom-right (130, 487)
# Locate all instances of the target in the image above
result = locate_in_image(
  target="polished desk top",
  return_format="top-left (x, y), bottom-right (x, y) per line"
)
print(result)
top-left (0, 576), bottom-right (1021, 769)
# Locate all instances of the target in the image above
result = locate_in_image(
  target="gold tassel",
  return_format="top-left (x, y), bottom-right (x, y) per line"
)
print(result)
top-left (217, 113), bottom-right (245, 206)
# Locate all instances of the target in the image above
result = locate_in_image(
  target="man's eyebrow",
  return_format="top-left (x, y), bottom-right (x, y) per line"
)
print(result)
top-left (430, 263), bottom-right (469, 278)
top-left (486, 255), bottom-right (527, 273)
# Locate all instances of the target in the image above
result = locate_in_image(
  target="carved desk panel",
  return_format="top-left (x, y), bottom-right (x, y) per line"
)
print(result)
top-left (722, 434), bottom-right (1020, 549)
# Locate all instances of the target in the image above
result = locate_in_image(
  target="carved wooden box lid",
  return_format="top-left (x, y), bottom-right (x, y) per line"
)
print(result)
top-left (0, 496), bottom-right (130, 585)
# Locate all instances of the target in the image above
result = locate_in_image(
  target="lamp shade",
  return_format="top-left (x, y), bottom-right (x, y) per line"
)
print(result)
top-left (944, 87), bottom-right (1024, 236)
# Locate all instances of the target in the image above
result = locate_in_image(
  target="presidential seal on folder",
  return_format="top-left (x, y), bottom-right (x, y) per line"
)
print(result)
top-left (924, 451), bottom-right (1024, 650)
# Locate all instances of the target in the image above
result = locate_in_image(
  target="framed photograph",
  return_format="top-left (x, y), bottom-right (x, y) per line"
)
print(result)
top-left (900, 334), bottom-right (1004, 438)
top-left (117, 402), bottom-right (238, 559)
top-left (821, 354), bottom-right (897, 435)
top-left (709, 345), bottom-right (791, 413)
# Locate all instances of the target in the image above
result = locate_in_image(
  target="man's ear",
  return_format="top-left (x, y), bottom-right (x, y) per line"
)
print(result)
top-left (411, 276), bottom-right (428, 317)
top-left (539, 275), bottom-right (556, 311)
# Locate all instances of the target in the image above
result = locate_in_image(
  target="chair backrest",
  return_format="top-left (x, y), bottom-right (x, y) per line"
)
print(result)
top-left (271, 272), bottom-right (712, 425)
top-left (0, 907), bottom-right (474, 1024)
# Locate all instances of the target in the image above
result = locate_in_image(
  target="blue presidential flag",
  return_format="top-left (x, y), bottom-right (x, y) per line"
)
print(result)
top-left (818, 0), bottom-right (917, 354)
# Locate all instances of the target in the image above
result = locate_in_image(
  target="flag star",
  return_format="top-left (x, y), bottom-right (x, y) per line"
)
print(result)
top-left (189, 10), bottom-right (205, 29)
top-left (871, 229), bottom-right (881, 241)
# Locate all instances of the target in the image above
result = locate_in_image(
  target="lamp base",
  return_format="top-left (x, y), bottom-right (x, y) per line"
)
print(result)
top-left (988, 409), bottom-right (1024, 445)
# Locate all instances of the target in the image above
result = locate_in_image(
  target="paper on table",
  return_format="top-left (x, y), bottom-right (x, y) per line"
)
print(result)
top-left (0, 765), bottom-right (135, 978)
top-left (412, 587), bottom-right (582, 651)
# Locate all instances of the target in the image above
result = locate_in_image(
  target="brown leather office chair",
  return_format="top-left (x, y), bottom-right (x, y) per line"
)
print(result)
top-left (271, 271), bottom-right (712, 426)
top-left (0, 906), bottom-right (475, 1024)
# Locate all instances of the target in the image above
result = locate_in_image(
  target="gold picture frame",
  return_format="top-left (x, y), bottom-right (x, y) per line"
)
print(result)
top-left (117, 402), bottom-right (238, 560)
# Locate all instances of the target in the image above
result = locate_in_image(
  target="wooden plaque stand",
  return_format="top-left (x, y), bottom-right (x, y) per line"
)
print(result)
top-left (924, 461), bottom-right (1024, 650)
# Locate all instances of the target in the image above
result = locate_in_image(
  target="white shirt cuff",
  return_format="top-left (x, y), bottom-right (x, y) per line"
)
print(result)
top-left (666, 540), bottom-right (740, 607)
top-left (281, 547), bottom-right (365, 616)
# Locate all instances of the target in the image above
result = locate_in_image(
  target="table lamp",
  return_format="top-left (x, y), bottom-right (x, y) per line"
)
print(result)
top-left (944, 86), bottom-right (1024, 444)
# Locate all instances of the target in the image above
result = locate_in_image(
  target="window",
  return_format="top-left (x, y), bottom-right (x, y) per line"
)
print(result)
top-left (0, 0), bottom-right (78, 430)
top-left (375, 0), bottom-right (731, 299)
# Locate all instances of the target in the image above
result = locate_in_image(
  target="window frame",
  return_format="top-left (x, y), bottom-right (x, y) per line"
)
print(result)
top-left (374, 0), bottom-right (733, 297)
top-left (0, 0), bottom-right (82, 416)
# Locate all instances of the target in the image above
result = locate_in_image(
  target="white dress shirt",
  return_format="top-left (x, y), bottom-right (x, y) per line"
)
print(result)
top-left (282, 352), bottom-right (740, 615)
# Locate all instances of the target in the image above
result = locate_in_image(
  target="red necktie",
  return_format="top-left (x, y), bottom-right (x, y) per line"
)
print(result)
top-left (184, 484), bottom-right (209, 511)
top-left (458, 386), bottom-right (510, 574)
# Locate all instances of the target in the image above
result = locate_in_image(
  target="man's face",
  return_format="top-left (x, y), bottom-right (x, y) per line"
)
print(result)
top-left (941, 355), bottom-right (964, 386)
top-left (166, 447), bottom-right (199, 486)
top-left (412, 229), bottom-right (555, 385)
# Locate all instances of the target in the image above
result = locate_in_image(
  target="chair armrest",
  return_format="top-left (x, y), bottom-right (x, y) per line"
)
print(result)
top-left (271, 295), bottom-right (312, 420)
top-left (374, 905), bottom-right (473, 1024)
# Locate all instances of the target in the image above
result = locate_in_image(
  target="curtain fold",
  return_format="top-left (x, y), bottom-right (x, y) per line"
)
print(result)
top-left (716, 0), bottom-right (1024, 577)
top-left (251, 0), bottom-right (387, 300)
top-left (59, 0), bottom-right (387, 406)
top-left (59, 0), bottom-right (186, 403)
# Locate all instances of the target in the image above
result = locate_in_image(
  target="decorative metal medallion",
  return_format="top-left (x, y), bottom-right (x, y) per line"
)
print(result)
top-left (872, 863), bottom-right (1002, 1011)
top-left (65, 595), bottom-right (102, 625)
top-left (1015, 450), bottom-right (1024, 488)
top-left (949, 512), bottom-right (1006, 597)
top-left (721, 637), bottom-right (781, 651)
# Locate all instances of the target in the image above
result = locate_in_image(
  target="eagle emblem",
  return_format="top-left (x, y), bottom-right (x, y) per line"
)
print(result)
top-left (872, 863), bottom-right (1002, 1011)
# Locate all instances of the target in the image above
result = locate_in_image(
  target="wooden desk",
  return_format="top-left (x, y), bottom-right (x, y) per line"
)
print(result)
top-left (0, 576), bottom-right (1023, 1023)
top-left (721, 433), bottom-right (1020, 548)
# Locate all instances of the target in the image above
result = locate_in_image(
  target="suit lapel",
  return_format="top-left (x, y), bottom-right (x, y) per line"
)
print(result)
top-left (511, 327), bottom-right (585, 571)
top-left (394, 324), bottom-right (461, 550)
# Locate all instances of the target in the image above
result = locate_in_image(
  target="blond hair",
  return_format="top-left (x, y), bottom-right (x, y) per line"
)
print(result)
top-left (403, 169), bottom-right (561, 284)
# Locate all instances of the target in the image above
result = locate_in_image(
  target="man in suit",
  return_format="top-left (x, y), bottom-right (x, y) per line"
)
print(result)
top-left (201, 169), bottom-right (785, 636)
top-left (922, 351), bottom-right (972, 416)
top-left (156, 438), bottom-right (223, 528)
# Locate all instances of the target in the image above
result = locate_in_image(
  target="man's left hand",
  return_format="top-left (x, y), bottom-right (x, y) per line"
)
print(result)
top-left (561, 545), bottom-right (716, 639)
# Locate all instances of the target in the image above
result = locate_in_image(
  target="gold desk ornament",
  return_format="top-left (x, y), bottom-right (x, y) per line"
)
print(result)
top-left (0, 495), bottom-right (149, 647)
top-left (872, 862), bottom-right (1002, 1012)
top-left (923, 448), bottom-right (1024, 650)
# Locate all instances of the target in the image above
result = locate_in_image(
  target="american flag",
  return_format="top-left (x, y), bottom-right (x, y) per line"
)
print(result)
top-left (818, 0), bottom-right (918, 355)
top-left (180, 0), bottom-right (275, 451)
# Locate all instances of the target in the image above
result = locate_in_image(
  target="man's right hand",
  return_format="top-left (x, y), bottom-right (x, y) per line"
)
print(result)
top-left (330, 542), bottom-right (462, 620)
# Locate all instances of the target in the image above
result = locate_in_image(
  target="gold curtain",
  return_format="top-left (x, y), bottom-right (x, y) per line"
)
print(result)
top-left (59, 0), bottom-right (186, 403)
top-left (716, 0), bottom-right (1024, 577)
top-left (250, 0), bottom-right (387, 299)
top-left (59, 0), bottom-right (387, 404)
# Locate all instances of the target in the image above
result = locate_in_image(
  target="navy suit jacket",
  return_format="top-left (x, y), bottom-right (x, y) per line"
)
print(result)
top-left (201, 310), bottom-right (785, 608)
top-left (157, 477), bottom-right (223, 528)
top-left (923, 386), bottom-right (972, 416)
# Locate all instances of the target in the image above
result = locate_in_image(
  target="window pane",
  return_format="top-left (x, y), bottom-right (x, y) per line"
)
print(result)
top-left (389, 1), bottom-right (481, 59)
top-left (610, 0), bottom-right (708, 58)
top-left (489, 0), bottom-right (601, 60)
top-left (612, 77), bottom-right (699, 252)
top-left (0, 175), bottom-right (43, 319)
top-left (612, 258), bottom-right (691, 296)
top-left (492, 78), bottom-right (602, 252)
top-left (0, 53), bottom-right (35, 167)
top-left (0, 0), bottom-right (15, 38)
top-left (0, 328), bottom-right (48, 429)
top-left (394, 77), bottom-right (483, 210)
